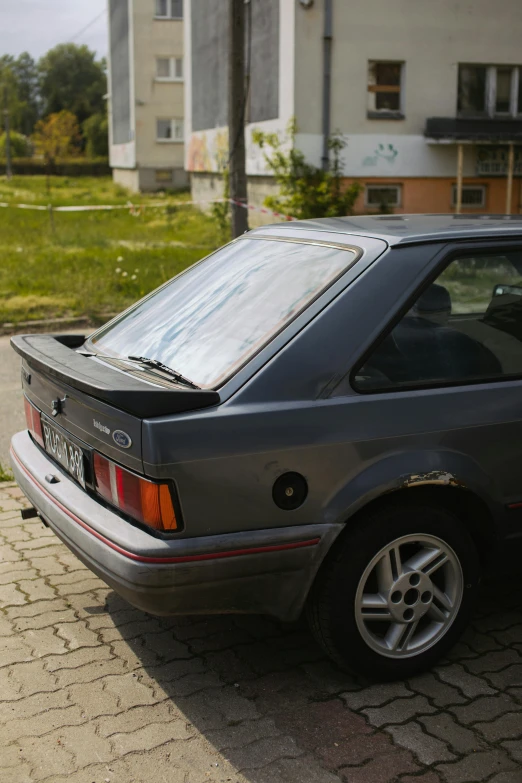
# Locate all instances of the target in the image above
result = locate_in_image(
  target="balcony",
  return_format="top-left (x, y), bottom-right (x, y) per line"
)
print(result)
top-left (425, 117), bottom-right (522, 142)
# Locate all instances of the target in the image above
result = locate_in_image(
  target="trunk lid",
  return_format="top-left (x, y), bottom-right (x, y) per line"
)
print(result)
top-left (24, 361), bottom-right (144, 472)
top-left (12, 334), bottom-right (220, 474)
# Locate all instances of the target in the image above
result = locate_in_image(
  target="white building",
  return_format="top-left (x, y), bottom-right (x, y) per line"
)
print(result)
top-left (108, 0), bottom-right (187, 192)
top-left (186, 0), bottom-right (522, 216)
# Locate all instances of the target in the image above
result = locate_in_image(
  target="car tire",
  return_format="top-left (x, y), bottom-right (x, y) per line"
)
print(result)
top-left (307, 501), bottom-right (481, 680)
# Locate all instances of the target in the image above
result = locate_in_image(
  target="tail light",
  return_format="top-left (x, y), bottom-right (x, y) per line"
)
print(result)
top-left (93, 452), bottom-right (178, 533)
top-left (24, 397), bottom-right (44, 448)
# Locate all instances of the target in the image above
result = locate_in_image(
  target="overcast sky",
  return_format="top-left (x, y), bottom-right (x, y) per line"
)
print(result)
top-left (0, 0), bottom-right (108, 61)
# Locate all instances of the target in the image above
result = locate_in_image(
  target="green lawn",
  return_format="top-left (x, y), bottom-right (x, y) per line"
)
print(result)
top-left (0, 176), bottom-right (223, 325)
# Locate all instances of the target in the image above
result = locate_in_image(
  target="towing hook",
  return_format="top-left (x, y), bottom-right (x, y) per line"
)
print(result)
top-left (20, 507), bottom-right (38, 520)
top-left (20, 507), bottom-right (49, 527)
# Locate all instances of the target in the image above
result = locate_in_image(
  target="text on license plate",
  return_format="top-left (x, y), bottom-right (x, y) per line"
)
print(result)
top-left (42, 417), bottom-right (86, 488)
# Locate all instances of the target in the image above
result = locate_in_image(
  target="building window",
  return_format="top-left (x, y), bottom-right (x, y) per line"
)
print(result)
top-left (451, 185), bottom-right (486, 209)
top-left (367, 62), bottom-right (404, 118)
top-left (496, 67), bottom-right (512, 113)
top-left (365, 184), bottom-right (402, 209)
top-left (457, 65), bottom-right (487, 115)
top-left (155, 0), bottom-right (183, 19)
top-left (156, 118), bottom-right (184, 142)
top-left (156, 57), bottom-right (170, 79)
top-left (476, 146), bottom-right (522, 176)
top-left (458, 64), bottom-right (522, 117)
top-left (156, 169), bottom-right (173, 184)
top-left (156, 57), bottom-right (183, 81)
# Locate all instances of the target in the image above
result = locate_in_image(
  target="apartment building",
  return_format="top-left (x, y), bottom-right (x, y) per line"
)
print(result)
top-left (108, 0), bottom-right (187, 192)
top-left (186, 0), bottom-right (522, 216)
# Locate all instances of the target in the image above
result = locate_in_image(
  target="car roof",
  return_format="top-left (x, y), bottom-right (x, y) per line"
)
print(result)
top-left (253, 214), bottom-right (522, 246)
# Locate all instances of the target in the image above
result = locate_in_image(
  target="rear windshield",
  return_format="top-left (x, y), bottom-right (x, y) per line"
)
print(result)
top-left (89, 237), bottom-right (358, 388)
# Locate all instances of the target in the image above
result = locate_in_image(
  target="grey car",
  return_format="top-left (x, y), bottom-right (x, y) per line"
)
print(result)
top-left (10, 214), bottom-right (522, 679)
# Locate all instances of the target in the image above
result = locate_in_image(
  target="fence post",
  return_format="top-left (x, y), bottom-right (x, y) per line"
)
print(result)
top-left (48, 203), bottom-right (55, 236)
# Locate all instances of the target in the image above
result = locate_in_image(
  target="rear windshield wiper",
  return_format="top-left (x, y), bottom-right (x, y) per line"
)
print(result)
top-left (126, 356), bottom-right (200, 390)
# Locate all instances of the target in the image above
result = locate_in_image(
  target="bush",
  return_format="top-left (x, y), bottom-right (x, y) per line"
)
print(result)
top-left (82, 113), bottom-right (109, 158)
top-left (252, 119), bottom-right (361, 220)
top-left (210, 169), bottom-right (231, 243)
top-left (0, 131), bottom-right (32, 158)
top-left (7, 157), bottom-right (110, 176)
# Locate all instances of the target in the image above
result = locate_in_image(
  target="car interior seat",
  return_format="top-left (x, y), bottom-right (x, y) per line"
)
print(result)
top-left (410, 283), bottom-right (451, 326)
top-left (360, 283), bottom-right (502, 386)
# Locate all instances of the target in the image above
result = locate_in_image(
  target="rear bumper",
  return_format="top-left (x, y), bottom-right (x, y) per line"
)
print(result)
top-left (10, 431), bottom-right (341, 620)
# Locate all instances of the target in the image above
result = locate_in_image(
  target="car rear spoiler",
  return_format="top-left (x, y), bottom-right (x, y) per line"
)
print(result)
top-left (11, 334), bottom-right (220, 418)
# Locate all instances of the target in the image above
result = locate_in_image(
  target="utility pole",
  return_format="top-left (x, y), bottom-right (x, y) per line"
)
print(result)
top-left (228, 0), bottom-right (248, 237)
top-left (3, 87), bottom-right (12, 181)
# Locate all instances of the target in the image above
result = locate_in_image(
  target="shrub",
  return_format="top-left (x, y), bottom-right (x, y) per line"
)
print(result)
top-left (0, 131), bottom-right (32, 158)
top-left (252, 119), bottom-right (361, 220)
top-left (7, 158), bottom-right (110, 176)
top-left (210, 169), bottom-right (231, 243)
top-left (82, 112), bottom-right (109, 158)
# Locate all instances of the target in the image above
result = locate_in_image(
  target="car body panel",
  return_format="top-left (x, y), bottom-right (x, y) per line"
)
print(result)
top-left (140, 389), bottom-right (513, 540)
top-left (257, 214), bottom-right (522, 246)
top-left (11, 430), bottom-right (341, 620)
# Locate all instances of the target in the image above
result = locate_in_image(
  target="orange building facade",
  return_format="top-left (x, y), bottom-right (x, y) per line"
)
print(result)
top-left (350, 176), bottom-right (522, 216)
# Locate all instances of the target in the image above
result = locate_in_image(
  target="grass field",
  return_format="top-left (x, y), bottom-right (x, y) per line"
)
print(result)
top-left (0, 176), bottom-right (223, 325)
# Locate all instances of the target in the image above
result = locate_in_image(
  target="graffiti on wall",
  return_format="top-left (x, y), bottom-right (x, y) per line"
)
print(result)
top-left (362, 143), bottom-right (399, 167)
top-left (187, 125), bottom-right (280, 175)
top-left (187, 129), bottom-right (229, 173)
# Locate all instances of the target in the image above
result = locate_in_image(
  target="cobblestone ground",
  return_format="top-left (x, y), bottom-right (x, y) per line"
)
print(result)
top-left (1, 482), bottom-right (521, 783)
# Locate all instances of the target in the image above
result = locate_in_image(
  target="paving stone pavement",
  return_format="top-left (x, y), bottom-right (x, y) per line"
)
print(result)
top-left (1, 481), bottom-right (521, 783)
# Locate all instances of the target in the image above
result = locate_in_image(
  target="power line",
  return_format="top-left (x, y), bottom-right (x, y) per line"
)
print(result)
top-left (69, 9), bottom-right (106, 43)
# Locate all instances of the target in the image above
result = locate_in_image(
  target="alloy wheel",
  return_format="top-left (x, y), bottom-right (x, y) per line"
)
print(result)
top-left (354, 533), bottom-right (464, 658)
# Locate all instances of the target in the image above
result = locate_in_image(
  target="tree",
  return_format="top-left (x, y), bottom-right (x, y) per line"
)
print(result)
top-left (82, 112), bottom-right (108, 158)
top-left (0, 53), bottom-right (40, 135)
top-left (38, 44), bottom-right (106, 126)
top-left (252, 119), bottom-right (361, 220)
top-left (33, 110), bottom-right (81, 165)
top-left (11, 53), bottom-right (40, 134)
top-left (0, 60), bottom-right (24, 132)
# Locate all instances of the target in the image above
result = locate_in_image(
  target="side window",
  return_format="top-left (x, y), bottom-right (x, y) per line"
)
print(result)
top-left (354, 252), bottom-right (522, 391)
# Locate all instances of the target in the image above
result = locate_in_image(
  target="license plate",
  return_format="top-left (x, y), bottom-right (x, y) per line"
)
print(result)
top-left (41, 415), bottom-right (86, 488)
